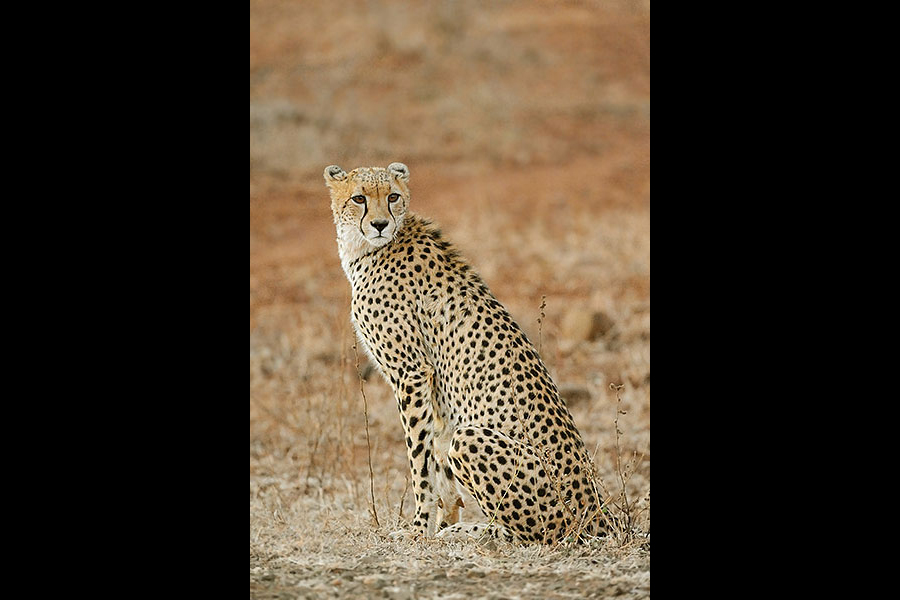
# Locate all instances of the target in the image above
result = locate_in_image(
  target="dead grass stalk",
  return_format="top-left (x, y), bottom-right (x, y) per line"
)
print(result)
top-left (353, 342), bottom-right (381, 529)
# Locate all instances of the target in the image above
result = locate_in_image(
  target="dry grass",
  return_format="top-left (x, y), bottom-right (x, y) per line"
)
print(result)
top-left (250, 496), bottom-right (649, 599)
top-left (251, 0), bottom-right (649, 597)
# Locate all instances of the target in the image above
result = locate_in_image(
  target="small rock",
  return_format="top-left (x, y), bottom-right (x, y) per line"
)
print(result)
top-left (359, 363), bottom-right (376, 381)
top-left (561, 309), bottom-right (615, 342)
top-left (559, 385), bottom-right (591, 407)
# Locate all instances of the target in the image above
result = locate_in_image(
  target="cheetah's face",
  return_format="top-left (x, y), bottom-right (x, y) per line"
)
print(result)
top-left (324, 162), bottom-right (411, 248)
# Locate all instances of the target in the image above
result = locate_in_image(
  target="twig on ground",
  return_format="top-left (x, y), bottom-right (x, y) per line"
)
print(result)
top-left (353, 342), bottom-right (380, 528)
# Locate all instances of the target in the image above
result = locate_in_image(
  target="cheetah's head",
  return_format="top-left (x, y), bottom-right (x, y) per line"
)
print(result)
top-left (324, 162), bottom-right (411, 249)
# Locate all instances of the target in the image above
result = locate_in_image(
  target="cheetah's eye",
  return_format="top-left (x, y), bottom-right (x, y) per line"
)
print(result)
top-left (388, 193), bottom-right (400, 202)
top-left (351, 195), bottom-right (366, 204)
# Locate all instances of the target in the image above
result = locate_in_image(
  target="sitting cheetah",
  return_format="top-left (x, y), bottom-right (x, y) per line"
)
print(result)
top-left (325, 162), bottom-right (612, 544)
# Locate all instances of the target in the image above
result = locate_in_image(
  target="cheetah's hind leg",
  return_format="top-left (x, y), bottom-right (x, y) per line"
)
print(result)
top-left (444, 426), bottom-right (583, 545)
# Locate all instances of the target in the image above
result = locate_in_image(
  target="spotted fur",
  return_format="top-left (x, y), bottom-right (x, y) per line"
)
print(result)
top-left (324, 163), bottom-right (611, 544)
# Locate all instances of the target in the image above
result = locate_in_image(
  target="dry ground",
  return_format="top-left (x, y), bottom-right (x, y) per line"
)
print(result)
top-left (251, 1), bottom-right (649, 597)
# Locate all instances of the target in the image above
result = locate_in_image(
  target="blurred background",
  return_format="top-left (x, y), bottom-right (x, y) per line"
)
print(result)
top-left (250, 0), bottom-right (649, 530)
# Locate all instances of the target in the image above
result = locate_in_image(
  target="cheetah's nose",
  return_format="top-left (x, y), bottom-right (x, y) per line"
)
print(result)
top-left (371, 220), bottom-right (389, 233)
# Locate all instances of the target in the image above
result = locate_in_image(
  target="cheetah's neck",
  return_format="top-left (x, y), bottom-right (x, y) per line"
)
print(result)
top-left (335, 227), bottom-right (373, 279)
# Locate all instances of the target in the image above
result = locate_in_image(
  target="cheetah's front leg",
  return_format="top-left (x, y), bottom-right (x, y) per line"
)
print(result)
top-left (396, 366), bottom-right (439, 538)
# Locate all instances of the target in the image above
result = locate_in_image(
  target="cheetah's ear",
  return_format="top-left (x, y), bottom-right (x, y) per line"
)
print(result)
top-left (324, 165), bottom-right (348, 185)
top-left (388, 162), bottom-right (410, 183)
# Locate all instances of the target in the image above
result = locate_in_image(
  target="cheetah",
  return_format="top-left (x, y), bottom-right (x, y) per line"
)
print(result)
top-left (325, 162), bottom-right (612, 544)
